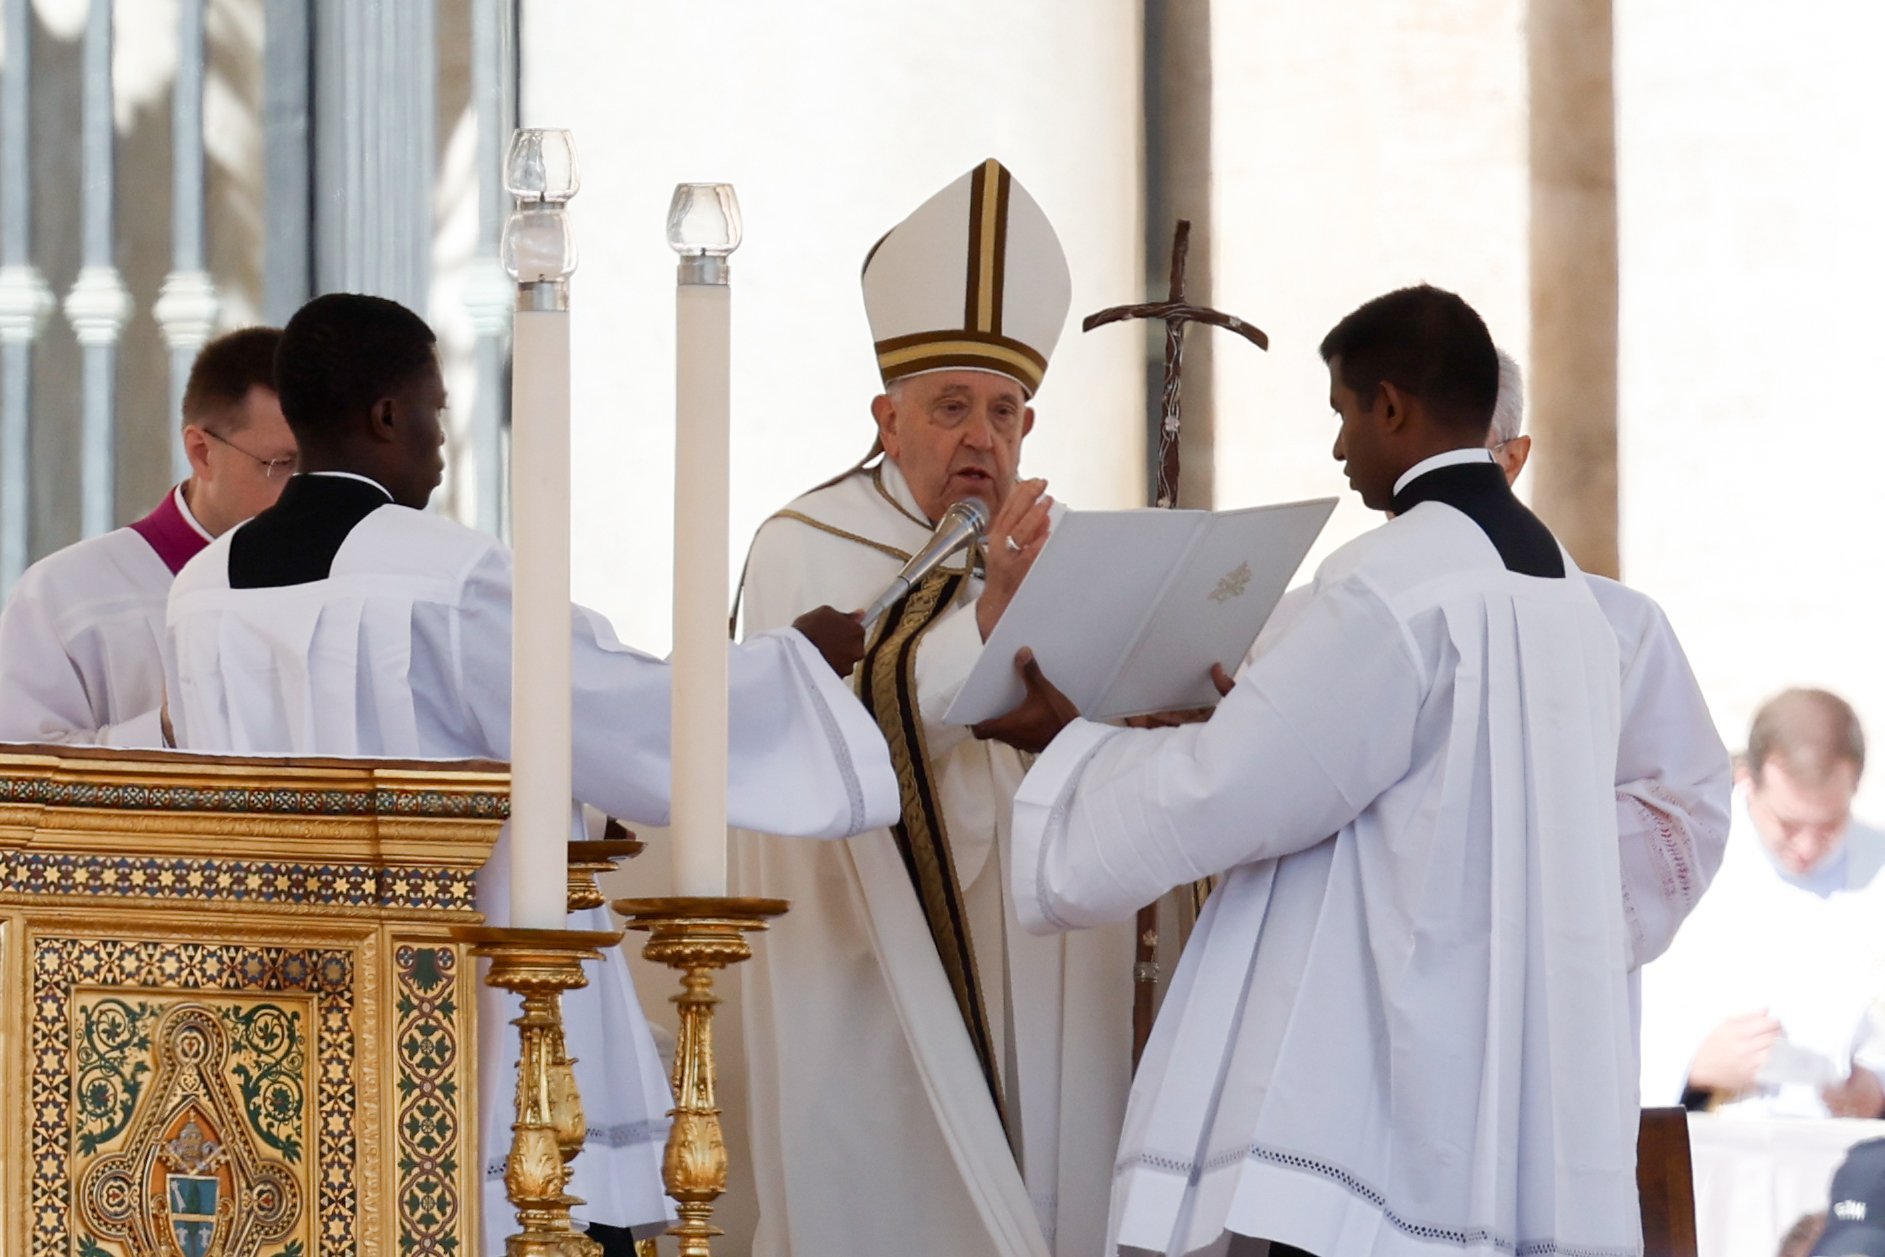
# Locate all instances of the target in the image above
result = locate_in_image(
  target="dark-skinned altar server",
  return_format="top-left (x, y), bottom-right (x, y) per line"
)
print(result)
top-left (733, 161), bottom-right (1131, 1257)
top-left (983, 286), bottom-right (1641, 1257)
top-left (1254, 346), bottom-right (1730, 1029)
top-left (0, 328), bottom-right (292, 745)
top-left (165, 293), bottom-right (898, 1253)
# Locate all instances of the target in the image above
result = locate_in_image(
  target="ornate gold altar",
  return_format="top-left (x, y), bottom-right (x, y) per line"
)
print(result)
top-left (0, 745), bottom-right (502, 1257)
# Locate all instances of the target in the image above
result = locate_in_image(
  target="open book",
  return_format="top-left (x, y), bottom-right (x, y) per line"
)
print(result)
top-left (943, 497), bottom-right (1337, 726)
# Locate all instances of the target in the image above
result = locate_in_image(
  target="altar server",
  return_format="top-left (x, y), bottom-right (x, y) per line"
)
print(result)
top-left (165, 293), bottom-right (899, 1250)
top-left (1251, 349), bottom-right (1731, 984)
top-left (986, 286), bottom-right (1640, 1257)
top-left (0, 328), bottom-right (291, 745)
top-left (733, 160), bottom-right (1131, 1257)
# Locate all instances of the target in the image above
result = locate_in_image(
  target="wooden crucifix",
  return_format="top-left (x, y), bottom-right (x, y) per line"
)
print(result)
top-left (1085, 219), bottom-right (1269, 510)
top-left (1083, 219), bottom-right (1269, 1068)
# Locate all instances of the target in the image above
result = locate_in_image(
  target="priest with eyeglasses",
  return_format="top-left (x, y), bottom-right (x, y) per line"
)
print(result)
top-left (0, 327), bottom-right (295, 746)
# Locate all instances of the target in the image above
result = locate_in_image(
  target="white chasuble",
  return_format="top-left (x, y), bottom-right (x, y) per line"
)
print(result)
top-left (733, 459), bottom-right (1132, 1257)
top-left (165, 473), bottom-right (897, 1247)
top-left (1014, 466), bottom-right (1640, 1257)
top-left (0, 485), bottom-right (212, 747)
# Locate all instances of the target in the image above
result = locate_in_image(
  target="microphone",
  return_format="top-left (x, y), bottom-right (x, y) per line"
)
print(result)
top-left (860, 497), bottom-right (991, 632)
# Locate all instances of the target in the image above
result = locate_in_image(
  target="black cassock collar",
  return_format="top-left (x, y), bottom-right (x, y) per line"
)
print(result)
top-left (228, 473), bottom-right (396, 589)
top-left (1389, 460), bottom-right (1566, 579)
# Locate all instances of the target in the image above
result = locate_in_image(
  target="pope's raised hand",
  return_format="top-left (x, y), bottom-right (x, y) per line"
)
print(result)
top-left (792, 606), bottom-right (867, 677)
top-left (977, 478), bottom-right (1053, 640)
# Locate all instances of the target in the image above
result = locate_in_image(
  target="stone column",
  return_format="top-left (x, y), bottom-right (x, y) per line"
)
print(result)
top-left (313, 0), bottom-right (437, 311)
top-left (1528, 0), bottom-right (1619, 578)
top-left (262, 1), bottom-right (313, 325)
top-left (463, 0), bottom-right (514, 538)
top-left (63, 0), bottom-right (132, 539)
top-left (155, 0), bottom-right (220, 482)
top-left (1145, 0), bottom-right (1213, 509)
top-left (0, 0), bottom-right (55, 590)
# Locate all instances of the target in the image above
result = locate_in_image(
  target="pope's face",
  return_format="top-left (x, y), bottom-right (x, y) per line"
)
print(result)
top-left (1746, 757), bottom-right (1859, 876)
top-left (873, 369), bottom-right (1034, 524)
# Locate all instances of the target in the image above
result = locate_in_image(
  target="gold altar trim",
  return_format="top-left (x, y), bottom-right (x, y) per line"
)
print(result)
top-left (0, 746), bottom-right (506, 920)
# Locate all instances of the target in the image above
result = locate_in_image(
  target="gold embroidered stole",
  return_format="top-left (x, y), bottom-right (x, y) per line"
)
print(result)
top-left (740, 473), bottom-right (1008, 1126)
top-left (855, 566), bottom-right (1009, 1132)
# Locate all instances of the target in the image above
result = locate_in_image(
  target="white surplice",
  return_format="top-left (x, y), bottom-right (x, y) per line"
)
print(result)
top-left (733, 459), bottom-right (1132, 1257)
top-left (1012, 494), bottom-right (1640, 1257)
top-left (1638, 793), bottom-right (1885, 1117)
top-left (1589, 577), bottom-right (1732, 974)
top-left (165, 480), bottom-right (898, 1246)
top-left (0, 486), bottom-right (212, 747)
top-left (1251, 574), bottom-right (1732, 991)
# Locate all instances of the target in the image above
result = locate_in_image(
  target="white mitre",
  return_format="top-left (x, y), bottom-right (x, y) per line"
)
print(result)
top-left (862, 158), bottom-right (1071, 397)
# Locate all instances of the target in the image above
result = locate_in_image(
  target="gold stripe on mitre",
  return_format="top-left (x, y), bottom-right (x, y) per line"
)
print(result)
top-left (875, 331), bottom-right (1047, 395)
top-left (963, 158), bottom-right (1011, 336)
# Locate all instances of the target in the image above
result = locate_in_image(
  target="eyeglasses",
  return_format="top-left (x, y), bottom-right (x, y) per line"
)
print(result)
top-left (203, 427), bottom-right (298, 480)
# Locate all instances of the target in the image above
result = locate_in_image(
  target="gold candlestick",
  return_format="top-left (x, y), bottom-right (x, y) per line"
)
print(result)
top-left (567, 831), bottom-right (645, 912)
top-left (455, 925), bottom-right (625, 1257)
top-left (614, 896), bottom-right (789, 1257)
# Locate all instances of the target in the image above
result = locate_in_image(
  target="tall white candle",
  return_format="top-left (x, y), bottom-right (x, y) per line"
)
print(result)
top-left (502, 130), bottom-right (580, 930)
top-left (508, 305), bottom-right (573, 928)
top-left (667, 184), bottom-right (740, 899)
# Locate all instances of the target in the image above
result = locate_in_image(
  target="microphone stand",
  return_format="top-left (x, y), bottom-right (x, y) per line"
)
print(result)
top-left (859, 497), bottom-right (991, 633)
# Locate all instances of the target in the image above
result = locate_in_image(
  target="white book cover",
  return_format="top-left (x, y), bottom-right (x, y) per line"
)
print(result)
top-left (943, 497), bottom-right (1337, 726)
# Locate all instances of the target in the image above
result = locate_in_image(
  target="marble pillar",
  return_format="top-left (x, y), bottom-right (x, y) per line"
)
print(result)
top-left (1145, 0), bottom-right (1214, 510)
top-left (1527, 0), bottom-right (1619, 578)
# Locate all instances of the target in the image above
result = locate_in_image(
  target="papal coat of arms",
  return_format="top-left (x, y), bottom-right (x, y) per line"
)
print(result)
top-left (160, 1115), bottom-right (225, 1257)
top-left (1209, 560), bottom-right (1254, 604)
top-left (78, 1005), bottom-right (301, 1257)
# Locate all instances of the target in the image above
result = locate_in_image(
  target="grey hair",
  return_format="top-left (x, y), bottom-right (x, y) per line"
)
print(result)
top-left (1491, 349), bottom-right (1524, 445)
top-left (1492, 348), bottom-right (1523, 446)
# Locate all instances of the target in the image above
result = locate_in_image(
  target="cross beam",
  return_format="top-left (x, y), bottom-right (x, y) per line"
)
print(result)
top-left (1083, 220), bottom-right (1268, 508)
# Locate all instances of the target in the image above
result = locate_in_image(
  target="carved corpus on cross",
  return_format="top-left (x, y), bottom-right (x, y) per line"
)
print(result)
top-left (1084, 219), bottom-right (1269, 509)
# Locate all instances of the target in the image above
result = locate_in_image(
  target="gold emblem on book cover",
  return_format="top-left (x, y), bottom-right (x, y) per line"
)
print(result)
top-left (1209, 560), bottom-right (1254, 604)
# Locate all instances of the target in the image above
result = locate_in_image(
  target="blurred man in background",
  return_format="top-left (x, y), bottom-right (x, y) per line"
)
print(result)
top-left (1642, 688), bottom-right (1885, 1118)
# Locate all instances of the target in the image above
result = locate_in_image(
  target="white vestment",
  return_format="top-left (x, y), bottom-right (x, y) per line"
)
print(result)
top-left (1638, 793), bottom-right (1885, 1117)
top-left (734, 460), bottom-right (1132, 1257)
top-left (1590, 576), bottom-right (1732, 975)
top-left (165, 476), bottom-right (897, 1246)
top-left (0, 485), bottom-right (211, 746)
top-left (1013, 490), bottom-right (1640, 1256)
top-left (1253, 575), bottom-right (1732, 1006)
